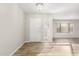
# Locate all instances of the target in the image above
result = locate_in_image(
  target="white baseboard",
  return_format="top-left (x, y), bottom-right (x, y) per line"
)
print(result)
top-left (26, 41), bottom-right (53, 43)
top-left (53, 37), bottom-right (79, 39)
top-left (9, 41), bottom-right (26, 56)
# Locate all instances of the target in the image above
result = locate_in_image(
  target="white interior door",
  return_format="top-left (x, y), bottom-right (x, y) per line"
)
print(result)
top-left (42, 16), bottom-right (53, 42)
top-left (28, 15), bottom-right (53, 42)
top-left (29, 17), bottom-right (42, 42)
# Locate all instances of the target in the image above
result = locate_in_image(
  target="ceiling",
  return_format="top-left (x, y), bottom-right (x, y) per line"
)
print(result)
top-left (18, 3), bottom-right (79, 19)
top-left (18, 3), bottom-right (79, 14)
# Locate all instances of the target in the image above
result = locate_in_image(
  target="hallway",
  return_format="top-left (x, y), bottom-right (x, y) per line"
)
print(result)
top-left (15, 39), bottom-right (79, 56)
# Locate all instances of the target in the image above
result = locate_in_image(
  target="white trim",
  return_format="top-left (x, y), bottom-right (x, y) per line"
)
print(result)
top-left (26, 41), bottom-right (53, 43)
top-left (9, 41), bottom-right (26, 56)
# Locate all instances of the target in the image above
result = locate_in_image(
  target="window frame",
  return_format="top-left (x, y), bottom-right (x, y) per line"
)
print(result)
top-left (56, 23), bottom-right (73, 33)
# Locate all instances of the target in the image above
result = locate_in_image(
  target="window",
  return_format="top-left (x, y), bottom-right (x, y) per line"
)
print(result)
top-left (56, 23), bottom-right (73, 33)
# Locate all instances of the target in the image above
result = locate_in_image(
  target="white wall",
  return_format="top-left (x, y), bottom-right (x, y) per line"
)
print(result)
top-left (0, 4), bottom-right (25, 55)
top-left (54, 10), bottom-right (79, 19)
top-left (53, 10), bottom-right (79, 38)
top-left (53, 20), bottom-right (79, 38)
top-left (25, 14), bottom-right (53, 42)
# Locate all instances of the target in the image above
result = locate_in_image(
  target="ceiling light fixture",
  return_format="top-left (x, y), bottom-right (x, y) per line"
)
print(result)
top-left (36, 3), bottom-right (44, 11)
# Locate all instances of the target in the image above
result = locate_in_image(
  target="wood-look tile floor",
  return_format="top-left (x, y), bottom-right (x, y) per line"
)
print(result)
top-left (14, 39), bottom-right (79, 56)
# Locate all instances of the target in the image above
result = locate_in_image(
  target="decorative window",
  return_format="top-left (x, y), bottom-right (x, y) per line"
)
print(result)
top-left (56, 23), bottom-right (73, 33)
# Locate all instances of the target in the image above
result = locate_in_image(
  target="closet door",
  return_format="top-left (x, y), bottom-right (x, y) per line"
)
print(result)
top-left (29, 17), bottom-right (42, 42)
top-left (28, 15), bottom-right (53, 42)
top-left (42, 15), bottom-right (53, 42)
